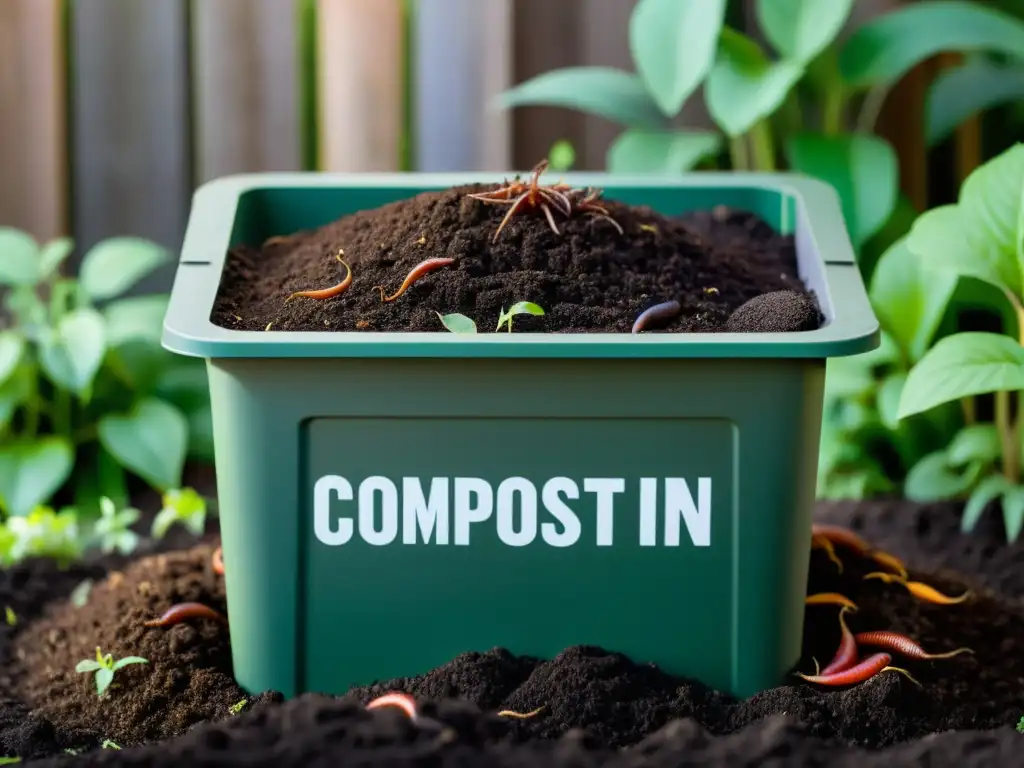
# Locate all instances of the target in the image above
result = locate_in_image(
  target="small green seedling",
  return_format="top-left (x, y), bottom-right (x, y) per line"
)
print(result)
top-left (75, 646), bottom-right (148, 697)
top-left (152, 487), bottom-right (208, 539)
top-left (1017, 715), bottom-right (1024, 733)
top-left (496, 302), bottom-right (545, 333)
top-left (229, 699), bottom-right (247, 715)
top-left (101, 741), bottom-right (121, 750)
top-left (70, 578), bottom-right (94, 608)
top-left (4, 607), bottom-right (15, 627)
top-left (435, 312), bottom-right (477, 335)
top-left (93, 496), bottom-right (141, 555)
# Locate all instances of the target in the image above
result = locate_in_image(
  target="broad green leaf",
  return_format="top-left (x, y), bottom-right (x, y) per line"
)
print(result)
top-left (497, 67), bottom-right (667, 128)
top-left (629, 0), bottom-right (728, 117)
top-left (39, 238), bottom-right (74, 279)
top-left (79, 237), bottom-right (168, 301)
top-left (508, 302), bottom-right (544, 317)
top-left (961, 474), bottom-right (1013, 532)
top-left (898, 332), bottom-right (1024, 419)
top-left (95, 667), bottom-right (114, 696)
top-left (904, 451), bottom-right (978, 501)
top-left (102, 294), bottom-right (170, 347)
top-left (606, 129), bottom-right (721, 173)
top-left (876, 372), bottom-right (906, 430)
top-left (4, 287), bottom-right (47, 340)
top-left (869, 238), bottom-right (957, 361)
top-left (0, 228), bottom-right (40, 287)
top-left (1002, 486), bottom-right (1024, 542)
top-left (947, 423), bottom-right (1003, 467)
top-left (98, 398), bottom-right (188, 490)
top-left (926, 60), bottom-right (1024, 147)
top-left (38, 308), bottom-right (107, 397)
top-left (704, 29), bottom-right (804, 138)
top-left (906, 204), bottom-right (1021, 296)
top-left (839, 0), bottom-right (1024, 88)
top-left (435, 313), bottom-right (477, 335)
top-left (958, 143), bottom-right (1024, 293)
top-left (0, 332), bottom-right (24, 385)
top-left (76, 659), bottom-right (102, 673)
top-left (755, 0), bottom-right (854, 63)
top-left (0, 438), bottom-right (74, 517)
top-left (786, 133), bottom-right (898, 248)
top-left (112, 656), bottom-right (148, 671)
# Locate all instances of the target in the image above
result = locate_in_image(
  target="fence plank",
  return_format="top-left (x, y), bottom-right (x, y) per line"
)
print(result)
top-left (0, 0), bottom-right (67, 242)
top-left (316, 0), bottom-right (404, 171)
top-left (70, 0), bottom-right (191, 267)
top-left (413, 0), bottom-right (511, 171)
top-left (191, 0), bottom-right (302, 183)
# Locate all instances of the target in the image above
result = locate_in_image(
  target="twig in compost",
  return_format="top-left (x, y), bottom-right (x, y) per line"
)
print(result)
top-left (143, 602), bottom-right (227, 628)
top-left (374, 258), bottom-right (455, 302)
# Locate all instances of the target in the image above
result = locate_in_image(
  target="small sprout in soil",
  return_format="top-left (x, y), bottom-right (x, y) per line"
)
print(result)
top-left (467, 159), bottom-right (573, 241)
top-left (70, 578), bottom-right (94, 608)
top-left (639, 223), bottom-right (658, 234)
top-left (4, 607), bottom-right (15, 627)
top-left (286, 250), bottom-right (352, 302)
top-left (229, 699), bottom-right (247, 715)
top-left (436, 312), bottom-right (477, 335)
top-left (374, 258), bottom-right (455, 303)
top-left (631, 300), bottom-right (681, 334)
top-left (144, 602), bottom-right (227, 628)
top-left (76, 646), bottom-right (148, 697)
top-left (102, 740), bottom-right (121, 750)
top-left (1017, 716), bottom-right (1024, 733)
top-left (0, 757), bottom-right (20, 764)
top-left (416, 235), bottom-right (426, 245)
top-left (497, 302), bottom-right (545, 333)
top-left (93, 496), bottom-right (141, 556)
top-left (497, 706), bottom-right (545, 719)
top-left (152, 487), bottom-right (208, 539)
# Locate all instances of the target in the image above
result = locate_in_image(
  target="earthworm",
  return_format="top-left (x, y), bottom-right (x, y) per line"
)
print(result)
top-left (811, 533), bottom-right (843, 572)
top-left (143, 602), bottom-right (227, 628)
top-left (853, 631), bottom-right (973, 661)
top-left (821, 606), bottom-right (858, 675)
top-left (797, 652), bottom-right (920, 687)
top-left (864, 572), bottom-right (973, 604)
top-left (374, 258), bottom-right (454, 302)
top-left (286, 253), bottom-right (352, 302)
top-left (366, 692), bottom-right (418, 721)
top-left (805, 592), bottom-right (858, 611)
top-left (631, 300), bottom-right (681, 334)
top-left (497, 707), bottom-right (545, 719)
top-left (868, 549), bottom-right (909, 580)
top-left (211, 546), bottom-right (224, 576)
top-left (810, 523), bottom-right (871, 554)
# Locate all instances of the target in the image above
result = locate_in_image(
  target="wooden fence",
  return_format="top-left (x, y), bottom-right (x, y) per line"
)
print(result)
top-left (0, 0), bottom-right (992, 274)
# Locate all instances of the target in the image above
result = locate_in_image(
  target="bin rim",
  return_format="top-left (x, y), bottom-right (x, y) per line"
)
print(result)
top-left (163, 171), bottom-right (879, 360)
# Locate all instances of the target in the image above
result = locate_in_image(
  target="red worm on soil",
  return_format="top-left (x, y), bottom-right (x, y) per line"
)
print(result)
top-left (797, 652), bottom-right (920, 687)
top-left (286, 253), bottom-right (352, 302)
top-left (143, 602), bottom-right (227, 628)
top-left (374, 258), bottom-right (454, 302)
top-left (853, 631), bottom-right (973, 661)
top-left (211, 546), bottom-right (224, 576)
top-left (805, 592), bottom-right (858, 611)
top-left (811, 533), bottom-right (844, 572)
top-left (366, 692), bottom-right (418, 721)
top-left (821, 606), bottom-right (858, 675)
top-left (631, 300), bottom-right (681, 334)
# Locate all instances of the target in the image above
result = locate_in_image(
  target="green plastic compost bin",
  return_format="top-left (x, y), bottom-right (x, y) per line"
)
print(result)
top-left (162, 172), bottom-right (878, 700)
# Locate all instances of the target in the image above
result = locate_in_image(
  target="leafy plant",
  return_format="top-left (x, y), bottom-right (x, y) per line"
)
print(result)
top-left (898, 144), bottom-right (1024, 540)
top-left (229, 699), bottom-right (247, 715)
top-left (2, 505), bottom-right (84, 567)
top-left (92, 496), bottom-right (140, 555)
top-left (496, 302), bottom-right (545, 333)
top-left (0, 229), bottom-right (213, 523)
top-left (152, 487), bottom-right (209, 539)
top-left (75, 646), bottom-right (148, 697)
top-left (101, 741), bottom-right (121, 750)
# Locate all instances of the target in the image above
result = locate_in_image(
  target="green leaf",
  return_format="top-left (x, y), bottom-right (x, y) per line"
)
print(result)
top-left (898, 332), bottom-right (1024, 419)
top-left (786, 133), bottom-right (898, 248)
top-left (947, 423), bottom-right (1003, 467)
top-left (1002, 486), bottom-right (1024, 542)
top-left (75, 659), bottom-right (102, 673)
top-left (497, 67), bottom-right (667, 128)
top-left (548, 139), bottom-right (576, 172)
top-left (839, 0), bottom-right (1024, 88)
top-left (961, 474), bottom-right (1013, 532)
top-left (704, 28), bottom-right (804, 138)
top-left (79, 237), bottom-right (168, 301)
top-left (102, 294), bottom-right (170, 347)
top-left (904, 451), bottom-right (978, 501)
top-left (435, 312), bottom-right (477, 335)
top-left (876, 372), bottom-right (906, 430)
top-left (629, 0), bottom-right (728, 117)
top-left (37, 308), bottom-right (107, 397)
top-left (869, 237), bottom-right (958, 361)
top-left (508, 302), bottom-right (544, 317)
top-left (95, 666), bottom-right (114, 696)
top-left (0, 367), bottom-right (31, 430)
top-left (0, 438), bottom-right (74, 517)
top-left (0, 756), bottom-right (21, 764)
top-left (112, 656), bottom-right (148, 671)
top-left (755, 0), bottom-right (854, 63)
top-left (39, 238), bottom-right (74, 280)
top-left (98, 398), bottom-right (188, 490)
top-left (0, 332), bottom-right (25, 386)
top-left (906, 204), bottom-right (1021, 296)
top-left (606, 129), bottom-right (721, 173)
top-left (4, 287), bottom-right (47, 340)
top-left (926, 60), bottom-right (1024, 147)
top-left (0, 229), bottom-right (40, 287)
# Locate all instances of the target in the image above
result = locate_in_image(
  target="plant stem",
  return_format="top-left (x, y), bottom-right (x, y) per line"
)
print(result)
top-left (748, 121), bottom-right (777, 171)
top-left (997, 390), bottom-right (1020, 484)
top-left (822, 88), bottom-right (845, 135)
top-left (856, 84), bottom-right (890, 135)
top-left (961, 397), bottom-right (975, 426)
top-left (729, 135), bottom-right (750, 171)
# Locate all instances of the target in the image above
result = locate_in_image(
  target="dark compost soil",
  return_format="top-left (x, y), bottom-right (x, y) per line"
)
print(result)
top-left (3, 499), bottom-right (1024, 766)
top-left (210, 186), bottom-right (822, 334)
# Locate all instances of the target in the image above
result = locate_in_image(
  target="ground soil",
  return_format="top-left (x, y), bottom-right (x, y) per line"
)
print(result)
top-left (3, 498), bottom-right (1024, 766)
top-left (211, 186), bottom-right (821, 334)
